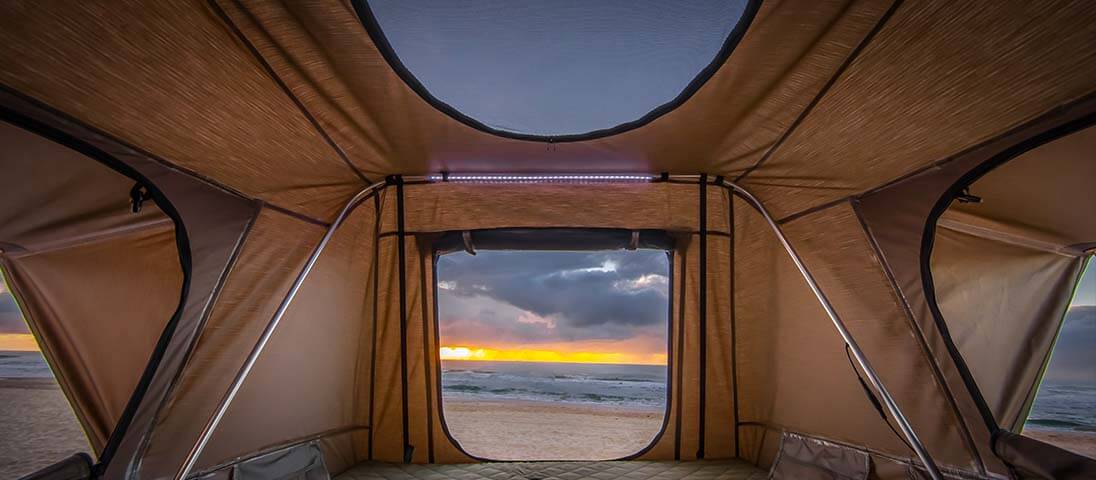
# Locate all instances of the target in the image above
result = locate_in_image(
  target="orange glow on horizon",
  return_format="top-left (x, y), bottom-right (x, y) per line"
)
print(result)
top-left (439, 345), bottom-right (666, 366)
top-left (0, 333), bottom-right (38, 351)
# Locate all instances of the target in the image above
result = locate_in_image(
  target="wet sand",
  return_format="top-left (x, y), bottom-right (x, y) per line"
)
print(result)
top-left (441, 398), bottom-right (665, 460)
top-left (1024, 427), bottom-right (1096, 459)
top-left (0, 379), bottom-right (92, 479)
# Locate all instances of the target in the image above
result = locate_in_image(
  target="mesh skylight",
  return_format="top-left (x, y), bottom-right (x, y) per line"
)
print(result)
top-left (363, 0), bottom-right (751, 138)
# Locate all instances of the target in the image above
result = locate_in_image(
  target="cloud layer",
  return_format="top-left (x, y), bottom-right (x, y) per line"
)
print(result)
top-left (437, 250), bottom-right (669, 346)
top-left (1044, 305), bottom-right (1096, 383)
top-left (0, 291), bottom-right (28, 335)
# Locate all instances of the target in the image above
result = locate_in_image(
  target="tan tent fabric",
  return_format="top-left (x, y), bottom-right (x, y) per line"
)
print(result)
top-left (3, 1), bottom-right (1096, 479)
top-left (0, 120), bottom-right (183, 450)
top-left (927, 122), bottom-right (1096, 431)
top-left (931, 227), bottom-right (1084, 431)
top-left (947, 124), bottom-right (1096, 253)
top-left (139, 208), bottom-right (329, 476)
top-left (0, 1), bottom-right (368, 221)
top-left (2, 226), bottom-right (181, 451)
top-left (211, 0), bottom-right (890, 181)
top-left (733, 197), bottom-right (990, 474)
top-left (739, 0), bottom-right (1096, 220)
top-left (855, 99), bottom-right (1096, 477)
top-left (363, 183), bottom-right (733, 465)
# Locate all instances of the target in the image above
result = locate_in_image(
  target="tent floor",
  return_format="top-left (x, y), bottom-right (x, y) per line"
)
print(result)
top-left (335, 459), bottom-right (767, 480)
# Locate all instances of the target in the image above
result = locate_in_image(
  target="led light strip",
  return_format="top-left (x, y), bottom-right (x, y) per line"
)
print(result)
top-left (425, 174), bottom-right (656, 183)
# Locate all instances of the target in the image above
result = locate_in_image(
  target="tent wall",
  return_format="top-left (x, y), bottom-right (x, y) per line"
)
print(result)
top-left (732, 197), bottom-right (994, 476)
top-left (138, 205), bottom-right (379, 478)
top-left (927, 121), bottom-right (1096, 432)
top-left (1, 90), bottom-right (261, 480)
top-left (0, 121), bottom-right (181, 450)
top-left (931, 227), bottom-right (1085, 431)
top-left (361, 181), bottom-right (737, 465)
top-left (856, 96), bottom-right (1096, 479)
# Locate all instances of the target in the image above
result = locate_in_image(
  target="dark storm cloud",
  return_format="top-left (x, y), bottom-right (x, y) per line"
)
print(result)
top-left (0, 292), bottom-right (29, 334)
top-left (437, 250), bottom-right (669, 342)
top-left (1044, 305), bottom-right (1096, 384)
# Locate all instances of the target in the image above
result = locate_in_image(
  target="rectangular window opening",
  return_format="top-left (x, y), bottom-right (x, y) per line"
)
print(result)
top-left (435, 233), bottom-right (670, 461)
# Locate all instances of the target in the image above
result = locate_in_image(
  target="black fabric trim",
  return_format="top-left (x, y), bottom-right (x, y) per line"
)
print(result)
top-left (264, 203), bottom-right (330, 228)
top-left (697, 175), bottom-right (708, 459)
top-left (367, 193), bottom-right (381, 461)
top-left (0, 107), bottom-right (193, 473)
top-left (735, 0), bottom-right (904, 182)
top-left (394, 176), bottom-right (412, 462)
top-left (434, 228), bottom-right (675, 254)
top-left (673, 244), bottom-right (687, 460)
top-left (920, 113), bottom-right (1096, 436)
top-left (208, 0), bottom-right (372, 185)
top-left (349, 0), bottom-right (763, 143)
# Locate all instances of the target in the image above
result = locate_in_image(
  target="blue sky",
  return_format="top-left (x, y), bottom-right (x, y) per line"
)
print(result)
top-left (368, 0), bottom-right (748, 135)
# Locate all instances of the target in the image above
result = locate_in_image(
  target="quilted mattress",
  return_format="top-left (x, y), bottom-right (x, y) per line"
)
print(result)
top-left (335, 460), bottom-right (767, 480)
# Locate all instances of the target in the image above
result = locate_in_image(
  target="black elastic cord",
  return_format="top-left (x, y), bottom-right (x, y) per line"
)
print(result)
top-left (393, 175), bottom-right (412, 463)
top-left (697, 174), bottom-right (708, 459)
top-left (844, 344), bottom-right (914, 453)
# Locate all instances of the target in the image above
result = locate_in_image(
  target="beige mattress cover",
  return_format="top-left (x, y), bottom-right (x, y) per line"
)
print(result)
top-left (336, 460), bottom-right (766, 480)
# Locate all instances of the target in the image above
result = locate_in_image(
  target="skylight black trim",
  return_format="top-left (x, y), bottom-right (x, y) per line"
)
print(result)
top-left (350, 0), bottom-right (763, 143)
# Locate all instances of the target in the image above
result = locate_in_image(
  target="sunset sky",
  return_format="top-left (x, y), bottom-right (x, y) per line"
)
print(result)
top-left (436, 249), bottom-right (670, 365)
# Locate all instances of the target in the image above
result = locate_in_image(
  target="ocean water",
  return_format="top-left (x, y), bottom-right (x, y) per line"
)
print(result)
top-left (1024, 382), bottom-right (1096, 433)
top-left (4, 351), bottom-right (1091, 431)
top-left (0, 351), bottom-right (53, 378)
top-left (441, 360), bottom-right (667, 408)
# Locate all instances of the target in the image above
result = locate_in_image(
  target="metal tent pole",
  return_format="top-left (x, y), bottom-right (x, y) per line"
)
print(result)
top-left (721, 180), bottom-right (945, 480)
top-left (174, 181), bottom-right (386, 480)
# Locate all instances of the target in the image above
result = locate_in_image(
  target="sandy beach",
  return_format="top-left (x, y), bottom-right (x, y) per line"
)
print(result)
top-left (1024, 427), bottom-right (1096, 459)
top-left (0, 379), bottom-right (92, 479)
top-left (442, 397), bottom-right (665, 460)
top-left (3, 377), bottom-right (1095, 477)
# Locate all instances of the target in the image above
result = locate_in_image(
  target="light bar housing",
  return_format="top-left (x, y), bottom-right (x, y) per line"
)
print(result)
top-left (425, 173), bottom-right (657, 184)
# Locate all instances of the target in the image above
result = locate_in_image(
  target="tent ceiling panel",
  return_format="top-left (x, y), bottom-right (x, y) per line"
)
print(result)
top-left (0, 122), bottom-right (168, 253)
top-left (0, 1), bottom-right (368, 221)
top-left (742, 0), bottom-right (1096, 220)
top-left (215, 0), bottom-right (891, 178)
top-left (360, 0), bottom-right (754, 138)
top-left (2, 1), bottom-right (1095, 224)
top-left (945, 124), bottom-right (1096, 252)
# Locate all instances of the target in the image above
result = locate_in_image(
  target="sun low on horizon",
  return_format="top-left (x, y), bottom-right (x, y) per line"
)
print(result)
top-left (439, 345), bottom-right (667, 366)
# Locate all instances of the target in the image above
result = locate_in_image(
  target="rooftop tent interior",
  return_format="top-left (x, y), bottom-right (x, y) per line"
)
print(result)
top-left (1, 1), bottom-right (1096, 480)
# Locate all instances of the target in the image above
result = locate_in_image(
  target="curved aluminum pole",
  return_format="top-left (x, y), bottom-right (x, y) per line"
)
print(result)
top-left (174, 181), bottom-right (386, 480)
top-left (723, 180), bottom-right (944, 480)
